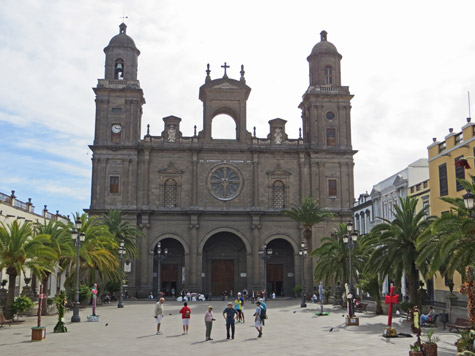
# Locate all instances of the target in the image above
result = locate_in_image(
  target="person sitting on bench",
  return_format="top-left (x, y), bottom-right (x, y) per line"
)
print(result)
top-left (420, 306), bottom-right (436, 326)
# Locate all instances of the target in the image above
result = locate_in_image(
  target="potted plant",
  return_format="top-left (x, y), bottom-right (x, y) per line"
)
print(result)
top-left (12, 295), bottom-right (34, 320)
top-left (421, 328), bottom-right (439, 356)
top-left (409, 342), bottom-right (422, 356)
top-left (294, 285), bottom-right (303, 298)
top-left (456, 329), bottom-right (475, 354)
top-left (53, 290), bottom-right (68, 333)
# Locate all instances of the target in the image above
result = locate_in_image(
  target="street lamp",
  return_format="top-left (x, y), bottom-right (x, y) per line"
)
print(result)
top-left (463, 190), bottom-right (475, 211)
top-left (152, 242), bottom-right (168, 299)
top-left (71, 218), bottom-right (85, 323)
top-left (258, 244), bottom-right (273, 300)
top-left (342, 222), bottom-right (358, 318)
top-left (298, 241), bottom-right (308, 308)
top-left (118, 241), bottom-right (126, 308)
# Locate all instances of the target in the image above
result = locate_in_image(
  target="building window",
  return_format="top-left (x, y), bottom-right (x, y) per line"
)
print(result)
top-left (439, 163), bottom-right (448, 196)
top-left (326, 128), bottom-right (336, 146)
top-left (328, 179), bottom-right (337, 197)
top-left (325, 66), bottom-right (333, 84)
top-left (423, 181), bottom-right (428, 189)
top-left (438, 142), bottom-right (446, 153)
top-left (110, 176), bottom-right (120, 194)
top-left (410, 187), bottom-right (414, 193)
top-left (455, 133), bottom-right (463, 145)
top-left (164, 179), bottom-right (177, 208)
top-left (455, 156), bottom-right (465, 191)
top-left (272, 180), bottom-right (285, 209)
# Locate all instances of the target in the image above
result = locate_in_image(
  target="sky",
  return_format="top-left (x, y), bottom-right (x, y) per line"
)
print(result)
top-left (1, 0), bottom-right (475, 218)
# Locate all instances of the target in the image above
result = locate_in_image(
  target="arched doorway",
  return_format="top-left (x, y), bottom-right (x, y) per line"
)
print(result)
top-left (202, 232), bottom-right (247, 297)
top-left (152, 238), bottom-right (185, 297)
top-left (265, 239), bottom-right (295, 296)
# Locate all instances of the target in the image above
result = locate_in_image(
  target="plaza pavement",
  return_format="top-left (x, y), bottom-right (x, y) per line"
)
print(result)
top-left (0, 299), bottom-right (460, 355)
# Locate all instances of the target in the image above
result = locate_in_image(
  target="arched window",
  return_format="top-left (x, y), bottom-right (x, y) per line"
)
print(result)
top-left (326, 128), bottom-right (336, 146)
top-left (325, 66), bottom-right (333, 84)
top-left (272, 180), bottom-right (285, 209)
top-left (115, 58), bottom-right (124, 79)
top-left (164, 179), bottom-right (177, 208)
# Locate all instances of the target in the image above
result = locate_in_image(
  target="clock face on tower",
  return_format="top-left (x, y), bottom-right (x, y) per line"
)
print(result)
top-left (207, 164), bottom-right (243, 201)
top-left (111, 124), bottom-right (122, 133)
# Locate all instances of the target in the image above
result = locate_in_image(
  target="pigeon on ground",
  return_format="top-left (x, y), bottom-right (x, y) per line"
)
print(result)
top-left (329, 328), bottom-right (333, 332)
top-left (105, 323), bottom-right (108, 326)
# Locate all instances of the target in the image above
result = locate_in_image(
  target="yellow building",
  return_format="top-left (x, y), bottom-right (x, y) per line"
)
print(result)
top-left (427, 118), bottom-right (475, 297)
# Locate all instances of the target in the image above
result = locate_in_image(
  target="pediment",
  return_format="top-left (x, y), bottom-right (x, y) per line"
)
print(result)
top-left (393, 174), bottom-right (407, 187)
top-left (212, 82), bottom-right (239, 90)
top-left (266, 164), bottom-right (292, 176)
top-left (158, 162), bottom-right (184, 175)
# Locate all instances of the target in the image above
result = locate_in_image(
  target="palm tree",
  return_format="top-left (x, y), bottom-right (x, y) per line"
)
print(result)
top-left (0, 221), bottom-right (55, 319)
top-left (34, 219), bottom-right (73, 315)
top-left (417, 178), bottom-right (475, 280)
top-left (283, 197), bottom-right (333, 245)
top-left (362, 196), bottom-right (434, 305)
top-left (63, 213), bottom-right (119, 289)
top-left (310, 223), bottom-right (363, 285)
top-left (101, 210), bottom-right (142, 259)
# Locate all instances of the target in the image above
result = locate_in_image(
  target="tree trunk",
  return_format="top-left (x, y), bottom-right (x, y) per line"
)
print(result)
top-left (41, 274), bottom-right (50, 316)
top-left (5, 268), bottom-right (17, 319)
top-left (408, 265), bottom-right (419, 305)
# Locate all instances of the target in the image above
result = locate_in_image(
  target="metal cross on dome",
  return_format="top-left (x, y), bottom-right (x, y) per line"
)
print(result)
top-left (221, 62), bottom-right (230, 78)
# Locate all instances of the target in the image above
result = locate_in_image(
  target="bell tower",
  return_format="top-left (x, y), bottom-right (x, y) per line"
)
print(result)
top-left (198, 63), bottom-right (251, 143)
top-left (299, 31), bottom-right (353, 151)
top-left (92, 23), bottom-right (145, 146)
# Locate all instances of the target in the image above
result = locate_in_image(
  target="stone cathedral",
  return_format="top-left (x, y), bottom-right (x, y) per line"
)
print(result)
top-left (89, 24), bottom-right (356, 298)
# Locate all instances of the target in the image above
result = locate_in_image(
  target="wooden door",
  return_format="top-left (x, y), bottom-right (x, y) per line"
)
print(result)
top-left (267, 264), bottom-right (284, 294)
top-left (211, 260), bottom-right (234, 295)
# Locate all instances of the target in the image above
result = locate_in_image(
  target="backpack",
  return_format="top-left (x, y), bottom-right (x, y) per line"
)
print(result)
top-left (260, 306), bottom-right (267, 320)
top-left (185, 310), bottom-right (190, 318)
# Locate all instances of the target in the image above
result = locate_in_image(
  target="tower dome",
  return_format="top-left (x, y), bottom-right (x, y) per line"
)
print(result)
top-left (307, 31), bottom-right (342, 87)
top-left (309, 31), bottom-right (341, 57)
top-left (104, 23), bottom-right (140, 52)
top-left (103, 23), bottom-right (140, 80)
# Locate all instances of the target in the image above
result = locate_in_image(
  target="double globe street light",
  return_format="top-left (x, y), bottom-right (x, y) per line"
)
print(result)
top-left (258, 244), bottom-right (273, 300)
top-left (298, 241), bottom-right (308, 308)
top-left (71, 218), bottom-right (85, 323)
top-left (342, 222), bottom-right (358, 318)
top-left (118, 241), bottom-right (126, 308)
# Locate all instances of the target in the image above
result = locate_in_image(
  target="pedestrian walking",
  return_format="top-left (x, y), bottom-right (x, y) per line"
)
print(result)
top-left (234, 296), bottom-right (242, 323)
top-left (154, 297), bottom-right (165, 335)
top-left (179, 302), bottom-right (191, 334)
top-left (238, 292), bottom-right (245, 323)
top-left (259, 298), bottom-right (267, 325)
top-left (254, 301), bottom-right (263, 338)
top-left (222, 301), bottom-right (238, 339)
top-left (204, 305), bottom-right (215, 340)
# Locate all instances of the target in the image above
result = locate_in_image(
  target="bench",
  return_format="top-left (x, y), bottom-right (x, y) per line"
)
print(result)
top-left (448, 318), bottom-right (471, 333)
top-left (355, 303), bottom-right (368, 313)
top-left (0, 311), bottom-right (12, 327)
top-left (422, 313), bottom-right (438, 327)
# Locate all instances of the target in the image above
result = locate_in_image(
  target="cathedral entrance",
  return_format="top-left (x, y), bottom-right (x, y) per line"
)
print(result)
top-left (211, 260), bottom-right (234, 296)
top-left (202, 232), bottom-right (247, 297)
top-left (153, 238), bottom-right (185, 297)
top-left (265, 238), bottom-right (295, 296)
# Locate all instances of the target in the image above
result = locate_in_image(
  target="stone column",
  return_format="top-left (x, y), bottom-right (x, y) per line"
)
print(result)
top-left (191, 151), bottom-right (198, 207)
top-left (252, 153), bottom-right (259, 207)
top-left (139, 217), bottom-right (151, 296)
top-left (188, 215), bottom-right (199, 291)
top-left (251, 215), bottom-right (261, 288)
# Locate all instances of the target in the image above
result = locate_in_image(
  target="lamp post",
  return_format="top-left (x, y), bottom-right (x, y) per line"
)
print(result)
top-left (152, 242), bottom-right (168, 299)
top-left (463, 190), bottom-right (475, 212)
top-left (118, 241), bottom-right (126, 308)
top-left (342, 222), bottom-right (358, 318)
top-left (71, 218), bottom-right (85, 323)
top-left (298, 241), bottom-right (308, 308)
top-left (258, 244), bottom-right (272, 300)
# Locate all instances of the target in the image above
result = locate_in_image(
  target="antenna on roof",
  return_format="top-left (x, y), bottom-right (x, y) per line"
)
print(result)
top-left (468, 91), bottom-right (471, 119)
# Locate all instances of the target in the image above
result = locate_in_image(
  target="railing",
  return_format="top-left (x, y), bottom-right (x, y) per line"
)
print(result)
top-left (14, 200), bottom-right (29, 210)
top-left (0, 192), bottom-right (11, 203)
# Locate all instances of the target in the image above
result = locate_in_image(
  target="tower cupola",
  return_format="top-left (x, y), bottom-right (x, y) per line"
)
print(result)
top-left (103, 23), bottom-right (140, 80)
top-left (307, 31), bottom-right (342, 87)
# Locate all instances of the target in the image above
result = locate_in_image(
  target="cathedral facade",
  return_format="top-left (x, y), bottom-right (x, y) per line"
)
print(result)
top-left (89, 24), bottom-right (356, 298)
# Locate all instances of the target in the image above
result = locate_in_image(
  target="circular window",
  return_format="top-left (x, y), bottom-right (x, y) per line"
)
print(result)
top-left (326, 111), bottom-right (335, 120)
top-left (208, 165), bottom-right (243, 201)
